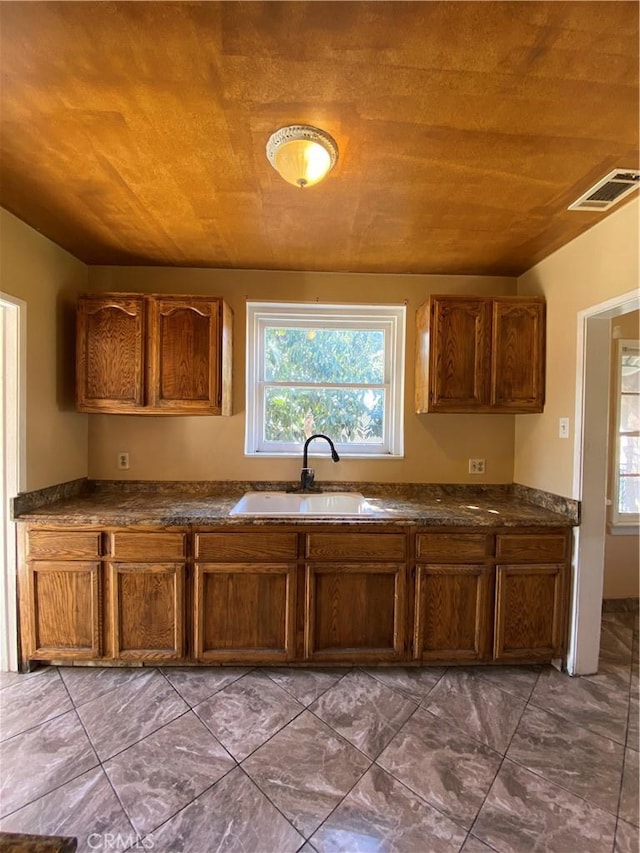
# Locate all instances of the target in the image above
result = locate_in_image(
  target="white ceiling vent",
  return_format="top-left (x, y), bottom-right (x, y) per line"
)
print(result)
top-left (568, 169), bottom-right (640, 211)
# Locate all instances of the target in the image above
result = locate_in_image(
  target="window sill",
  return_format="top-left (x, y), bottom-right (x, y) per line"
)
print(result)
top-left (607, 524), bottom-right (640, 536)
top-left (246, 451), bottom-right (405, 459)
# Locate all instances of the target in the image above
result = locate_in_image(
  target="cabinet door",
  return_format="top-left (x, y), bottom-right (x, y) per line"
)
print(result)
top-left (491, 300), bottom-right (545, 411)
top-left (194, 563), bottom-right (297, 662)
top-left (147, 297), bottom-right (222, 413)
top-left (28, 562), bottom-right (101, 659)
top-left (414, 564), bottom-right (493, 661)
top-left (305, 563), bottom-right (406, 662)
top-left (110, 563), bottom-right (185, 661)
top-left (494, 564), bottom-right (565, 660)
top-left (429, 298), bottom-right (492, 411)
top-left (76, 296), bottom-right (145, 412)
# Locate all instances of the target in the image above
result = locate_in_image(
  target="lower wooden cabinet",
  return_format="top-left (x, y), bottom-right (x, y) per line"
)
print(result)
top-left (193, 530), bottom-right (298, 662)
top-left (414, 564), bottom-right (493, 662)
top-left (18, 523), bottom-right (572, 668)
top-left (194, 563), bottom-right (297, 662)
top-left (106, 529), bottom-right (187, 662)
top-left (493, 532), bottom-right (568, 661)
top-left (303, 531), bottom-right (406, 662)
top-left (27, 561), bottom-right (101, 660)
top-left (110, 562), bottom-right (185, 661)
top-left (305, 563), bottom-right (406, 662)
top-left (494, 564), bottom-right (566, 660)
top-left (23, 528), bottom-right (102, 660)
top-left (414, 531), bottom-right (494, 662)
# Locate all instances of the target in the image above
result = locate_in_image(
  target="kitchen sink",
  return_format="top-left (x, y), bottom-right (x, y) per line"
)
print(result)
top-left (229, 491), bottom-right (376, 517)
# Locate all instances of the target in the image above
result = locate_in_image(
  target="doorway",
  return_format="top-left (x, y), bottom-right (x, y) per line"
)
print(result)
top-left (568, 288), bottom-right (640, 675)
top-left (0, 294), bottom-right (25, 672)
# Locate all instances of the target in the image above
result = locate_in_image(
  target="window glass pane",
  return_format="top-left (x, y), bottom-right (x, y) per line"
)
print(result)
top-left (620, 394), bottom-right (640, 432)
top-left (618, 476), bottom-right (640, 515)
top-left (265, 328), bottom-right (385, 383)
top-left (264, 387), bottom-right (384, 444)
top-left (621, 359), bottom-right (640, 393)
top-left (619, 436), bottom-right (640, 475)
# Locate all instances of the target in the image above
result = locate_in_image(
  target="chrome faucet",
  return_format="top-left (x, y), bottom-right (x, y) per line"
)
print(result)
top-left (299, 433), bottom-right (340, 492)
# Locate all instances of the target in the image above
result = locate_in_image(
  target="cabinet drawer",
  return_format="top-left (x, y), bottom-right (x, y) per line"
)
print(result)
top-left (109, 531), bottom-right (187, 561)
top-left (496, 533), bottom-right (568, 563)
top-left (27, 530), bottom-right (101, 560)
top-left (416, 533), bottom-right (491, 561)
top-left (195, 531), bottom-right (298, 561)
top-left (305, 532), bottom-right (406, 561)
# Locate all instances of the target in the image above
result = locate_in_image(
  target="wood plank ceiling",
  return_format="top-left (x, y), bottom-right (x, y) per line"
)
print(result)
top-left (0, 1), bottom-right (638, 275)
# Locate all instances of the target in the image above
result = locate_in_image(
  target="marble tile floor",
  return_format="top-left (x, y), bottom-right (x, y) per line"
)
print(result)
top-left (0, 612), bottom-right (637, 853)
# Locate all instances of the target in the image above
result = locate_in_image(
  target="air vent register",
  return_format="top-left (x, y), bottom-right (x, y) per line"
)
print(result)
top-left (568, 169), bottom-right (640, 211)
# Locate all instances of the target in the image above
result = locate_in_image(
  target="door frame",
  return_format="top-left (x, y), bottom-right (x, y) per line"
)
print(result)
top-left (0, 293), bottom-right (26, 672)
top-left (567, 288), bottom-right (639, 675)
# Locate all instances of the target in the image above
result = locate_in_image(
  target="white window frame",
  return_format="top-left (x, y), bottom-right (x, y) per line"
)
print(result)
top-left (611, 338), bottom-right (640, 531)
top-left (245, 301), bottom-right (405, 457)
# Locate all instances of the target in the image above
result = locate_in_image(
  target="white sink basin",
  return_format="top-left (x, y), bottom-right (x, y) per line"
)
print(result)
top-left (230, 491), bottom-right (375, 517)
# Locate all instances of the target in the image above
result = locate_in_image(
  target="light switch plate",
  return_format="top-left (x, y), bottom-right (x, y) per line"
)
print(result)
top-left (559, 418), bottom-right (570, 439)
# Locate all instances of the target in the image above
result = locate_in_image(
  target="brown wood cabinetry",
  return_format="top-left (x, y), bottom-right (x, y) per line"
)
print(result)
top-left (18, 523), bottom-right (571, 669)
top-left (21, 529), bottom-right (102, 660)
top-left (494, 533), bottom-right (568, 660)
top-left (491, 300), bottom-right (546, 411)
top-left (304, 532), bottom-right (406, 661)
top-left (194, 531), bottom-right (297, 662)
top-left (415, 295), bottom-right (545, 413)
top-left (414, 533), bottom-right (493, 662)
top-left (305, 562), bottom-right (406, 662)
top-left (76, 295), bottom-right (145, 412)
top-left (76, 293), bottom-right (232, 415)
top-left (107, 529), bottom-right (187, 662)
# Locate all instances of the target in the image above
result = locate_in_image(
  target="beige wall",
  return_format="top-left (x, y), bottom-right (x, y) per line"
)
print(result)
top-left (604, 309), bottom-right (640, 599)
top-left (515, 198), bottom-right (640, 498)
top-left (603, 535), bottom-right (640, 598)
top-left (6, 194), bottom-right (636, 492)
top-left (87, 267), bottom-right (517, 482)
top-left (0, 209), bottom-right (89, 491)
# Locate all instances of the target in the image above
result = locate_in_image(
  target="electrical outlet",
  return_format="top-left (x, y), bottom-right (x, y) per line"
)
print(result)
top-left (469, 458), bottom-right (485, 474)
top-left (559, 418), bottom-right (570, 439)
top-left (117, 452), bottom-right (130, 470)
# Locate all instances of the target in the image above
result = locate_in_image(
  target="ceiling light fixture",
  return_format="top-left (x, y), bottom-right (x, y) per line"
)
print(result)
top-left (266, 125), bottom-right (338, 188)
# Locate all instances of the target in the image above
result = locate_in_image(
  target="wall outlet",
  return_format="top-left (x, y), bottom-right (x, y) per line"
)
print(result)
top-left (559, 418), bottom-right (570, 439)
top-left (117, 452), bottom-right (130, 470)
top-left (469, 458), bottom-right (485, 474)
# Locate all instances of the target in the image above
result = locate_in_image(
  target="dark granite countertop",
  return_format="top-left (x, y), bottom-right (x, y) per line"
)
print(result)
top-left (12, 480), bottom-right (579, 528)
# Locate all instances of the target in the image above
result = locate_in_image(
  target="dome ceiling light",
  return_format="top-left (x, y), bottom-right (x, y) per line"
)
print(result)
top-left (266, 125), bottom-right (338, 188)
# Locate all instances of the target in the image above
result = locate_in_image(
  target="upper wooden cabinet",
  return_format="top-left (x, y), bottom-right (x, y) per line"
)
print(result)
top-left (76, 293), bottom-right (232, 415)
top-left (415, 295), bottom-right (545, 413)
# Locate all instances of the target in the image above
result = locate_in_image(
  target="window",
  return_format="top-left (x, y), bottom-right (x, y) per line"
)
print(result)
top-left (612, 339), bottom-right (640, 528)
top-left (245, 302), bottom-right (405, 456)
